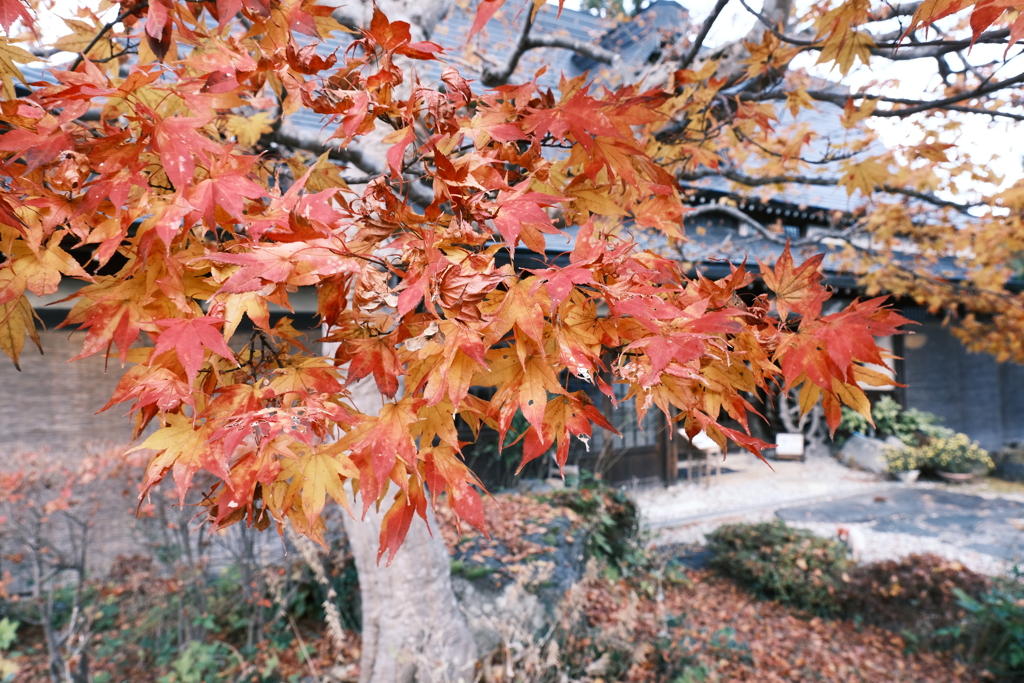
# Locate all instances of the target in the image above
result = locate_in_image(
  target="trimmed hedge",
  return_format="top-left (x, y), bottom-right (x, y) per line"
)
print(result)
top-left (706, 520), bottom-right (850, 616)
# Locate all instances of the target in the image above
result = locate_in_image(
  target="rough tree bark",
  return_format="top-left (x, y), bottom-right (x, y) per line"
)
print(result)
top-left (342, 496), bottom-right (477, 683)
top-left (341, 373), bottom-right (478, 683)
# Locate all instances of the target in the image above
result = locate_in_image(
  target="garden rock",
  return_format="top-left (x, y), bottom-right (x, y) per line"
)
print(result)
top-left (994, 449), bottom-right (1024, 482)
top-left (840, 435), bottom-right (896, 474)
top-left (448, 513), bottom-right (586, 658)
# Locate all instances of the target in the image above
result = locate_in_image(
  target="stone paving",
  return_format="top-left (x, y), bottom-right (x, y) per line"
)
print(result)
top-left (778, 488), bottom-right (1024, 561)
top-left (638, 454), bottom-right (1024, 575)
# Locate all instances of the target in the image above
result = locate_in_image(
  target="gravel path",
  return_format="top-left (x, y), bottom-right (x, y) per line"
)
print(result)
top-left (634, 453), bottom-right (886, 527)
top-left (633, 454), bottom-right (1024, 576)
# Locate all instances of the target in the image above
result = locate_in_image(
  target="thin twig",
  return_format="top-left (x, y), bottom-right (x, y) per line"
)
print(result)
top-left (70, 4), bottom-right (146, 72)
top-left (288, 614), bottom-right (322, 683)
top-left (680, 0), bottom-right (732, 70)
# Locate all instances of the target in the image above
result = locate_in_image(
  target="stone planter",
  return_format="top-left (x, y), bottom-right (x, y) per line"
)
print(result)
top-left (895, 469), bottom-right (921, 483)
top-left (938, 471), bottom-right (980, 484)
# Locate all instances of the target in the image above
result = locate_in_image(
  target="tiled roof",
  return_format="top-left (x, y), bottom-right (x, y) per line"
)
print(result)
top-left (286, 3), bottom-right (610, 138)
top-left (572, 1), bottom-right (688, 76)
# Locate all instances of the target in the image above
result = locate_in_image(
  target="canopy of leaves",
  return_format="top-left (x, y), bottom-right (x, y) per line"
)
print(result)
top-left (0, 0), bottom-right (931, 558)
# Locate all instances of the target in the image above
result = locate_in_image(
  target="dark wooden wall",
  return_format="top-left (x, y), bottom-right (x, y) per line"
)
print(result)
top-left (903, 317), bottom-right (1024, 451)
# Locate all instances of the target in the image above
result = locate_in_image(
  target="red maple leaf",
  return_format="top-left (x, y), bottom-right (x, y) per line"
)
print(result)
top-left (0, 0), bottom-right (32, 33)
top-left (188, 160), bottom-right (267, 224)
top-left (151, 115), bottom-right (222, 189)
top-left (758, 242), bottom-right (830, 321)
top-left (152, 316), bottom-right (237, 383)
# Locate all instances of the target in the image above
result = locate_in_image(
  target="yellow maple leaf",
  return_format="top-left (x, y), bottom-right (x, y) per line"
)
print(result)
top-left (816, 30), bottom-right (875, 76)
top-left (784, 88), bottom-right (815, 118)
top-left (839, 158), bottom-right (890, 197)
top-left (0, 38), bottom-right (34, 100)
top-left (53, 17), bottom-right (113, 61)
top-left (225, 112), bottom-right (276, 147)
top-left (297, 443), bottom-right (358, 527)
top-left (841, 96), bottom-right (879, 128)
top-left (0, 295), bottom-right (41, 370)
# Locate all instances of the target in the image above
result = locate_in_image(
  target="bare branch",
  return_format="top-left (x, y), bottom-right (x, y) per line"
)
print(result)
top-left (942, 105), bottom-right (1024, 121)
top-left (737, 0), bottom-right (817, 46)
top-left (478, 9), bottom-right (620, 87)
top-left (524, 35), bottom-right (620, 65)
top-left (739, 0), bottom-right (1009, 60)
top-left (749, 70), bottom-right (1024, 119)
top-left (679, 167), bottom-right (981, 212)
top-left (865, 2), bottom-right (922, 22)
top-left (683, 203), bottom-right (868, 253)
top-left (69, 4), bottom-right (145, 72)
top-left (679, 0), bottom-right (732, 71)
top-left (869, 29), bottom-right (1011, 59)
top-left (272, 124), bottom-right (434, 207)
top-left (480, 8), bottom-right (537, 87)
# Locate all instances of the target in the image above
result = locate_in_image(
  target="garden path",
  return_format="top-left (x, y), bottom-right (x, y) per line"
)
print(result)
top-left (635, 454), bottom-right (1024, 575)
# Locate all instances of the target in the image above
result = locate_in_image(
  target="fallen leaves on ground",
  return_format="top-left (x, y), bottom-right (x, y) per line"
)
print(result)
top-left (582, 566), bottom-right (973, 682)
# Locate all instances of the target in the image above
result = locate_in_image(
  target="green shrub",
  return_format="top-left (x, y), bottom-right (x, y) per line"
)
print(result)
top-left (549, 476), bottom-right (645, 572)
top-left (838, 396), bottom-right (952, 447)
top-left (951, 579), bottom-right (1024, 679)
top-left (705, 520), bottom-right (850, 616)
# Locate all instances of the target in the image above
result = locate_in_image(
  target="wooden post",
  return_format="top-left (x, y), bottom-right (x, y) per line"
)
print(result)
top-left (663, 409), bottom-right (678, 486)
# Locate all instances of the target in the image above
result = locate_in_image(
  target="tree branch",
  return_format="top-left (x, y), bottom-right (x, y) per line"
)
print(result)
top-left (749, 70), bottom-right (1024, 119)
top-left (479, 8), bottom-right (620, 87)
top-left (679, 167), bottom-right (981, 212)
top-left (869, 29), bottom-right (1011, 59)
top-left (272, 124), bottom-right (434, 207)
top-left (739, 0), bottom-right (1009, 60)
top-left (69, 4), bottom-right (145, 72)
top-left (480, 7), bottom-right (537, 87)
top-left (942, 105), bottom-right (1024, 121)
top-left (524, 35), bottom-right (620, 65)
top-left (865, 2), bottom-right (922, 22)
top-left (679, 0), bottom-right (731, 71)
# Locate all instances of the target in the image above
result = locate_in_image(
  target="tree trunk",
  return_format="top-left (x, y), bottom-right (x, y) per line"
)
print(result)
top-left (338, 369), bottom-right (478, 683)
top-left (343, 500), bottom-right (478, 683)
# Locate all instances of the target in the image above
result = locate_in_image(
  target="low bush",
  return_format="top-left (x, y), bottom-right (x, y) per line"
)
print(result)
top-left (841, 554), bottom-right (989, 647)
top-left (549, 476), bottom-right (646, 573)
top-left (705, 520), bottom-right (850, 616)
top-left (949, 578), bottom-right (1024, 680)
top-left (837, 396), bottom-right (952, 447)
top-left (910, 433), bottom-right (994, 475)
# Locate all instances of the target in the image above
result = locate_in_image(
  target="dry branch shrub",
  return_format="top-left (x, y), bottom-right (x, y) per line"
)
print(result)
top-left (841, 554), bottom-right (989, 646)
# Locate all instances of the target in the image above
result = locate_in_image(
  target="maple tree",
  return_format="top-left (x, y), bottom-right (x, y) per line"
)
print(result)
top-left (0, 0), bottom-right (1019, 678)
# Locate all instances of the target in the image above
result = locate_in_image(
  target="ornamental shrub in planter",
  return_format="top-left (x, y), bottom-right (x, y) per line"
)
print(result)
top-left (837, 396), bottom-right (953, 448)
